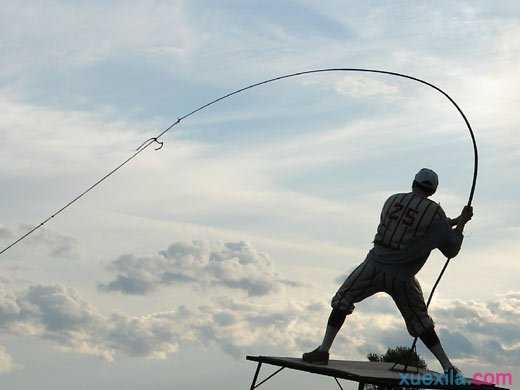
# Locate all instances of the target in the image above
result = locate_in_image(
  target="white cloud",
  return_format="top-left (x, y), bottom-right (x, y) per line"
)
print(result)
top-left (0, 2), bottom-right (194, 72)
top-left (0, 346), bottom-right (16, 374)
top-left (0, 278), bottom-right (519, 367)
top-left (432, 293), bottom-right (520, 365)
top-left (334, 76), bottom-right (400, 99)
top-left (0, 225), bottom-right (77, 259)
top-left (0, 281), bottom-right (328, 362)
top-left (99, 241), bottom-right (300, 296)
top-left (0, 93), bottom-right (148, 178)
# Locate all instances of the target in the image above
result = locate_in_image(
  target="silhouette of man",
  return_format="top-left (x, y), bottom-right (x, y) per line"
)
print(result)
top-left (303, 168), bottom-right (473, 372)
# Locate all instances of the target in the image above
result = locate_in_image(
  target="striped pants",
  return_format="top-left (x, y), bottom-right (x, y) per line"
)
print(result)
top-left (331, 258), bottom-right (434, 337)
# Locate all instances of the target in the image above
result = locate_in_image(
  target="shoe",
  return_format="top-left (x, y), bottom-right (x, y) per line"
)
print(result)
top-left (302, 347), bottom-right (329, 365)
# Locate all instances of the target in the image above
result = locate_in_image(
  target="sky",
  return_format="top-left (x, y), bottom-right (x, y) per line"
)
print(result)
top-left (0, 1), bottom-right (519, 389)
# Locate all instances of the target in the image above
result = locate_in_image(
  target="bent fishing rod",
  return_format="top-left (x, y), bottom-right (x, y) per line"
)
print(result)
top-left (1, 70), bottom-right (478, 337)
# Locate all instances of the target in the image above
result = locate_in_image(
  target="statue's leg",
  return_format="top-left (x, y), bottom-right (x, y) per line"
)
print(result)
top-left (322, 259), bottom-right (383, 352)
top-left (389, 277), bottom-right (456, 371)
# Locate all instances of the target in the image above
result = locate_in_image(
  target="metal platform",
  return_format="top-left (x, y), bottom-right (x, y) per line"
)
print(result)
top-left (246, 355), bottom-right (510, 390)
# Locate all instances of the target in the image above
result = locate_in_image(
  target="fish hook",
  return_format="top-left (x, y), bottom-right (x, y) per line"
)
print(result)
top-left (136, 137), bottom-right (164, 152)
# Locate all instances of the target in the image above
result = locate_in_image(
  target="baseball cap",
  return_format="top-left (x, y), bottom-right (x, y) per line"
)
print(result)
top-left (414, 168), bottom-right (439, 191)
